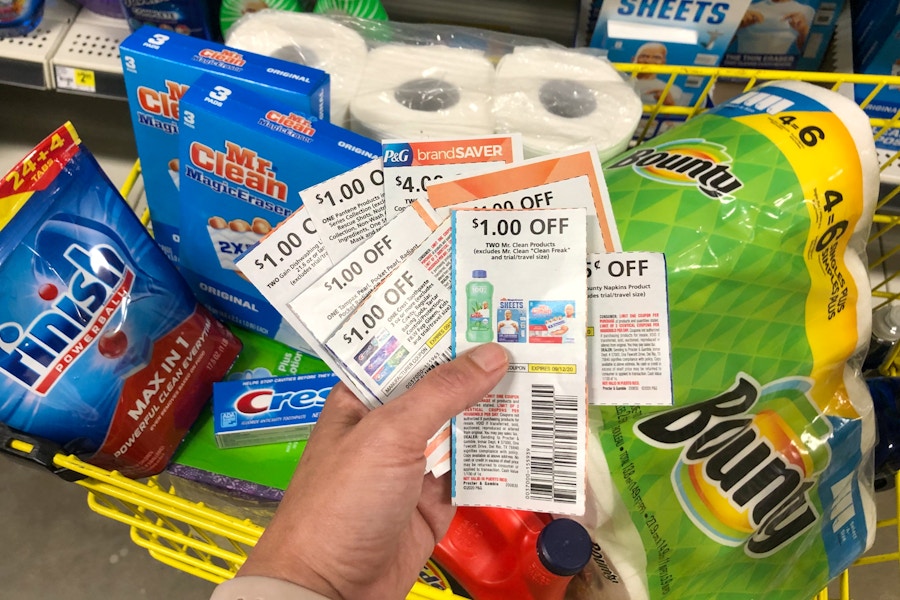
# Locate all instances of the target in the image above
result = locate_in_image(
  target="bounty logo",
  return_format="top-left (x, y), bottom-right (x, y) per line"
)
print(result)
top-left (607, 139), bottom-right (743, 199)
top-left (235, 385), bottom-right (331, 416)
top-left (0, 244), bottom-right (134, 395)
top-left (634, 373), bottom-right (832, 557)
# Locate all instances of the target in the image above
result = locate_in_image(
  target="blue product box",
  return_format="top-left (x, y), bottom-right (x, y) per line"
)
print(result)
top-left (590, 0), bottom-right (752, 135)
top-left (723, 1), bottom-right (844, 71)
top-left (213, 372), bottom-right (339, 449)
top-left (851, 2), bottom-right (900, 156)
top-left (178, 74), bottom-right (381, 347)
top-left (120, 26), bottom-right (330, 266)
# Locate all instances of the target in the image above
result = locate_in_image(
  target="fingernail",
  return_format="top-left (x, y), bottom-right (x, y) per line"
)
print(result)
top-left (467, 343), bottom-right (508, 373)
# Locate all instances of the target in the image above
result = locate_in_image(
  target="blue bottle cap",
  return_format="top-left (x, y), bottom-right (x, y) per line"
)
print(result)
top-left (536, 518), bottom-right (593, 577)
top-left (472, 270), bottom-right (487, 278)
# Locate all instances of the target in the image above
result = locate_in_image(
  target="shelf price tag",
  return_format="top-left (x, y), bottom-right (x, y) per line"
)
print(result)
top-left (382, 134), bottom-right (523, 219)
top-left (451, 207), bottom-right (588, 515)
top-left (586, 252), bottom-right (673, 406)
top-left (55, 66), bottom-right (96, 93)
top-left (300, 157), bottom-right (387, 262)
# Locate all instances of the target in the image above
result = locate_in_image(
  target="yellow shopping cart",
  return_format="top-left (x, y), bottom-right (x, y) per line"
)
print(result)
top-left (3, 64), bottom-right (900, 600)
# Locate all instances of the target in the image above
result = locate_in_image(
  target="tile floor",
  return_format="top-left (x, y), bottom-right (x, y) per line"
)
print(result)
top-left (2, 86), bottom-right (900, 600)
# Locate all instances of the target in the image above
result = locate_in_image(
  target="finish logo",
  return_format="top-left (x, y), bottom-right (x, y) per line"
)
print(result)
top-left (0, 244), bottom-right (133, 395)
top-left (634, 374), bottom-right (832, 557)
top-left (607, 138), bottom-right (743, 199)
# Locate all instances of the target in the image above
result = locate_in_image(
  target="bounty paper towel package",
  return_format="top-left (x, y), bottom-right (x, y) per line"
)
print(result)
top-left (225, 9), bottom-right (370, 127)
top-left (119, 26), bottom-right (329, 265)
top-left (491, 46), bottom-right (643, 160)
top-left (579, 80), bottom-right (879, 599)
top-left (723, 0), bottom-right (845, 71)
top-left (177, 74), bottom-right (380, 349)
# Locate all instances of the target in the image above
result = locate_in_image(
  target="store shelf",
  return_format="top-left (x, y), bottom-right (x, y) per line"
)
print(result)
top-left (0, 0), bottom-right (129, 98)
top-left (51, 7), bottom-right (129, 98)
top-left (0, 0), bottom-right (77, 89)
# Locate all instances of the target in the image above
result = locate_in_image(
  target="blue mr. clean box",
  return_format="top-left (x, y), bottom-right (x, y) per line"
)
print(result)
top-left (851, 0), bottom-right (900, 155)
top-left (213, 372), bottom-right (339, 449)
top-left (120, 26), bottom-right (330, 266)
top-left (177, 74), bottom-right (381, 348)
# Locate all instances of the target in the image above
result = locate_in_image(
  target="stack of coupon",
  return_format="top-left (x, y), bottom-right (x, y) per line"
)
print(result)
top-left (239, 135), bottom-right (673, 515)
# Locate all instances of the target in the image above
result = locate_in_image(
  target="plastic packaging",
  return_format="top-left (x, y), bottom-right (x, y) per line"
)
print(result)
top-left (74, 0), bottom-right (124, 18)
top-left (431, 507), bottom-right (593, 600)
top-left (863, 303), bottom-right (900, 373)
top-left (465, 269), bottom-right (493, 343)
top-left (120, 0), bottom-right (222, 40)
top-left (866, 376), bottom-right (900, 491)
top-left (0, 123), bottom-right (242, 479)
top-left (219, 0), bottom-right (304, 39)
top-left (0, 0), bottom-right (44, 38)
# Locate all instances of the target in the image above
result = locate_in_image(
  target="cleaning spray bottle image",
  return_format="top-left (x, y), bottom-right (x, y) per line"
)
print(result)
top-left (466, 270), bottom-right (493, 343)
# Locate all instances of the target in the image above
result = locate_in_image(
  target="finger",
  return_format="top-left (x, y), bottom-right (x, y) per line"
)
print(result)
top-left (374, 343), bottom-right (508, 442)
top-left (314, 382), bottom-right (370, 435)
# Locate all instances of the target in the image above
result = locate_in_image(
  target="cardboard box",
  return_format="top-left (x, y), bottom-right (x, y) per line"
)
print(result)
top-left (177, 74), bottom-right (380, 347)
top-left (120, 26), bottom-right (330, 265)
top-left (723, 1), bottom-right (845, 71)
top-left (213, 372), bottom-right (339, 449)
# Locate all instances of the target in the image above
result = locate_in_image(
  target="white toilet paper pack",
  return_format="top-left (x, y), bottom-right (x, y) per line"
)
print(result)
top-left (492, 47), bottom-right (643, 161)
top-left (579, 81), bottom-right (879, 600)
top-left (349, 44), bottom-right (496, 141)
top-left (225, 9), bottom-right (369, 126)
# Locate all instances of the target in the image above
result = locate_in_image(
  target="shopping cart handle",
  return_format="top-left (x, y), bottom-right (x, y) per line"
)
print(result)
top-left (0, 423), bottom-right (86, 482)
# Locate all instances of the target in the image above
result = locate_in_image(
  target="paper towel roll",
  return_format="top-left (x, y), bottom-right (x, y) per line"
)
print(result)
top-left (349, 44), bottom-right (495, 141)
top-left (492, 47), bottom-right (643, 161)
top-left (225, 10), bottom-right (368, 127)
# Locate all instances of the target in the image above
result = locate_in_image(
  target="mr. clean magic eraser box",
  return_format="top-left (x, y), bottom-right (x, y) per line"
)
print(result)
top-left (177, 74), bottom-right (381, 349)
top-left (120, 26), bottom-right (329, 266)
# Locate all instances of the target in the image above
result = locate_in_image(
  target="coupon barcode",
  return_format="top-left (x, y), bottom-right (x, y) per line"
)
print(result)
top-left (528, 384), bottom-right (578, 503)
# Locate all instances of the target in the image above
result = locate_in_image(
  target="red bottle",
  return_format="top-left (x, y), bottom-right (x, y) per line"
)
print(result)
top-left (432, 506), bottom-right (593, 600)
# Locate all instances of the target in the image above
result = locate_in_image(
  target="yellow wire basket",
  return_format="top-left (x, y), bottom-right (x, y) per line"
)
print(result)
top-left (5, 64), bottom-right (900, 600)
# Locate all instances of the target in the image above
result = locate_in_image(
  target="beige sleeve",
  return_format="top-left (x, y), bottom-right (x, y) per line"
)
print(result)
top-left (210, 575), bottom-right (334, 600)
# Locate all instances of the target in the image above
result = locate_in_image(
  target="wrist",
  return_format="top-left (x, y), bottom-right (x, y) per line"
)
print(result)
top-left (238, 542), bottom-right (344, 600)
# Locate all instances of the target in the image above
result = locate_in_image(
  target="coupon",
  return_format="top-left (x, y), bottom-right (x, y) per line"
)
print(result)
top-left (382, 134), bottom-right (523, 218)
top-left (451, 208), bottom-right (588, 515)
top-left (586, 252), bottom-right (673, 406)
top-left (236, 205), bottom-right (332, 332)
top-left (324, 221), bottom-right (453, 404)
top-left (427, 147), bottom-right (620, 254)
top-left (300, 157), bottom-right (388, 262)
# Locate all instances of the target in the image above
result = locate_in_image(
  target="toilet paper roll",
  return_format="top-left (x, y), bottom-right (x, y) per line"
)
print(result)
top-left (225, 10), bottom-right (369, 127)
top-left (492, 47), bottom-right (643, 161)
top-left (349, 44), bottom-right (495, 141)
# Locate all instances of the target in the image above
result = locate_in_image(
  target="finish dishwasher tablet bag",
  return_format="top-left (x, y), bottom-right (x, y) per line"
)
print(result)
top-left (0, 123), bottom-right (241, 479)
top-left (579, 81), bottom-right (880, 600)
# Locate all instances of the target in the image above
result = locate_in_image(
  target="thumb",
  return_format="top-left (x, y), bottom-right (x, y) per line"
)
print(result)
top-left (375, 343), bottom-right (508, 443)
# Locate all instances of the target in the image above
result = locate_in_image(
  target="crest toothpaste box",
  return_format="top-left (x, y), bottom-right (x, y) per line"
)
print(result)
top-left (120, 26), bottom-right (330, 266)
top-left (213, 372), bottom-right (338, 448)
top-left (178, 74), bottom-right (380, 350)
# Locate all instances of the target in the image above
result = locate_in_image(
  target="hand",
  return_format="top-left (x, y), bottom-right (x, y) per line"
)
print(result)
top-left (236, 343), bottom-right (509, 600)
top-left (740, 9), bottom-right (764, 28)
top-left (784, 12), bottom-right (810, 46)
